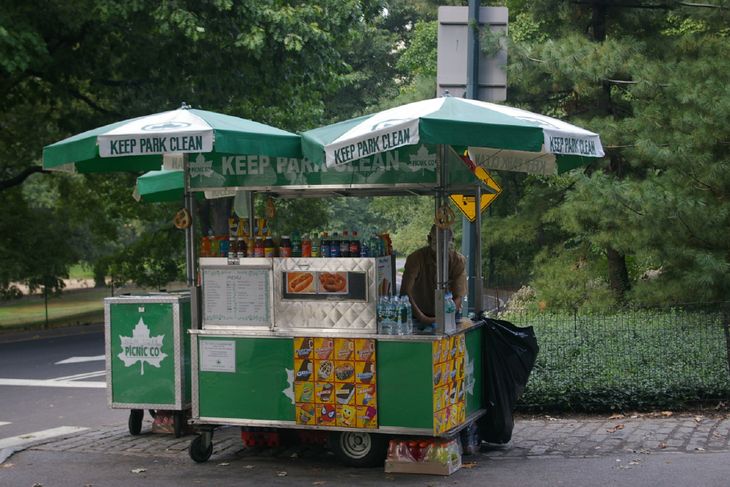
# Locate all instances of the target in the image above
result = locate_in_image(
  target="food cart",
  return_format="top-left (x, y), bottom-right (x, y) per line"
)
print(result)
top-left (182, 97), bottom-right (604, 467)
top-left (183, 143), bottom-right (493, 465)
top-left (104, 292), bottom-right (192, 437)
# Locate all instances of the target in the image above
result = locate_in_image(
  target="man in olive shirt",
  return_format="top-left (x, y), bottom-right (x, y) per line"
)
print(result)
top-left (400, 225), bottom-right (467, 324)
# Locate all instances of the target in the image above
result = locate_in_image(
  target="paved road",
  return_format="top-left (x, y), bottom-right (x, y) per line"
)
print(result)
top-left (1, 413), bottom-right (729, 486)
top-left (0, 325), bottom-right (126, 448)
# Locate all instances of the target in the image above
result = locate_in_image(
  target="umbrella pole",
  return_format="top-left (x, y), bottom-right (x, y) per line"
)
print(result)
top-left (434, 144), bottom-right (450, 334)
top-left (183, 155), bottom-right (201, 329)
top-left (184, 154), bottom-right (195, 287)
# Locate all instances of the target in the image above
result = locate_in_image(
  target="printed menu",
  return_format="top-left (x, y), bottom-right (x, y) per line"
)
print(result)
top-left (294, 337), bottom-right (377, 429)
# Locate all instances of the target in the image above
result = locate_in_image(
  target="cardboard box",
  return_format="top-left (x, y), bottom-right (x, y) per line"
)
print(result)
top-left (385, 457), bottom-right (461, 476)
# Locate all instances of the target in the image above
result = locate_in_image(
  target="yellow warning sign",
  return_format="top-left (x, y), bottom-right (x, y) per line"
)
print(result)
top-left (450, 167), bottom-right (502, 222)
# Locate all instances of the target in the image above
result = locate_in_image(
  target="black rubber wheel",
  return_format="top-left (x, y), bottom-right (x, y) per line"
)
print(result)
top-left (330, 431), bottom-right (388, 467)
top-left (128, 409), bottom-right (143, 436)
top-left (189, 435), bottom-right (213, 463)
top-left (174, 411), bottom-right (184, 438)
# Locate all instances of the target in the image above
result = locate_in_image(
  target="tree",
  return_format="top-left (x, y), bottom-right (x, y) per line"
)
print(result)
top-left (503, 0), bottom-right (730, 307)
top-left (0, 0), bottom-right (406, 293)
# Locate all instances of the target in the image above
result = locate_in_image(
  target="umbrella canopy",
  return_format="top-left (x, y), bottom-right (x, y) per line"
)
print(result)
top-left (43, 105), bottom-right (302, 173)
top-left (301, 96), bottom-right (604, 174)
top-left (134, 169), bottom-right (187, 203)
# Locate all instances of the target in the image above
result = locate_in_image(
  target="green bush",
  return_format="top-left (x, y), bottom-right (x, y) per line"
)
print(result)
top-left (500, 308), bottom-right (730, 412)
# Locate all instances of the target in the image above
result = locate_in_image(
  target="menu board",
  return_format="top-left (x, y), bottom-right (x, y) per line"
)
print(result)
top-left (432, 334), bottom-right (466, 434)
top-left (294, 337), bottom-right (377, 429)
top-left (202, 266), bottom-right (271, 326)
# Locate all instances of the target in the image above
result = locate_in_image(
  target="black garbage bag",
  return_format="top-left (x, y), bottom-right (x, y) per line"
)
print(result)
top-left (477, 318), bottom-right (539, 444)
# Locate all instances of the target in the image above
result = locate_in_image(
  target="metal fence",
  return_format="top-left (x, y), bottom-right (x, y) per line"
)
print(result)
top-left (498, 307), bottom-right (730, 411)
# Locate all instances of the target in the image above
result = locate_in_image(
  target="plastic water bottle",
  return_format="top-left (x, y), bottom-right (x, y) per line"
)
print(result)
top-left (393, 296), bottom-right (404, 335)
top-left (377, 296), bottom-right (392, 335)
top-left (445, 292), bottom-right (457, 332)
top-left (402, 295), bottom-right (413, 334)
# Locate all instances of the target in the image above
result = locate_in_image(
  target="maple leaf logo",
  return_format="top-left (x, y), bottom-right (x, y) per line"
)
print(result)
top-left (117, 318), bottom-right (168, 375)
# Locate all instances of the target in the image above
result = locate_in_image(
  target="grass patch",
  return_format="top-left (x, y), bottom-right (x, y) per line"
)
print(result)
top-left (69, 263), bottom-right (94, 280)
top-left (0, 287), bottom-right (111, 330)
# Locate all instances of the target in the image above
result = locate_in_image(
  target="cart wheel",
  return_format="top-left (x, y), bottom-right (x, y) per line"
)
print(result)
top-left (189, 434), bottom-right (213, 463)
top-left (128, 409), bottom-right (144, 436)
top-left (330, 431), bottom-right (388, 467)
top-left (174, 410), bottom-right (185, 438)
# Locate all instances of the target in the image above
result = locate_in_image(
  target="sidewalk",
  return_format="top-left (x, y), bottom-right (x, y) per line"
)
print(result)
top-left (24, 413), bottom-right (730, 462)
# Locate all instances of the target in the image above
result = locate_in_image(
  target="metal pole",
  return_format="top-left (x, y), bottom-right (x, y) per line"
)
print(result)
top-left (183, 155), bottom-right (202, 329)
top-left (435, 144), bottom-right (449, 334)
top-left (462, 0), bottom-right (482, 316)
top-left (183, 154), bottom-right (194, 287)
top-left (474, 184), bottom-right (483, 313)
top-left (466, 0), bottom-right (480, 100)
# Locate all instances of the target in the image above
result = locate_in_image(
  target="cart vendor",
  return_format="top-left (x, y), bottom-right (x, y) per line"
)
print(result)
top-left (400, 224), bottom-right (467, 325)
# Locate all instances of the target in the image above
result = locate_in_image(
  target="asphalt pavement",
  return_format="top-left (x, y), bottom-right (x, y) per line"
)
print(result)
top-left (1, 412), bottom-right (728, 486)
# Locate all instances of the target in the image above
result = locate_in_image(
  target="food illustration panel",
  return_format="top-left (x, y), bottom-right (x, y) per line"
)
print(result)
top-left (432, 334), bottom-right (466, 434)
top-left (317, 272), bottom-right (348, 294)
top-left (295, 337), bottom-right (377, 428)
top-left (287, 271), bottom-right (316, 294)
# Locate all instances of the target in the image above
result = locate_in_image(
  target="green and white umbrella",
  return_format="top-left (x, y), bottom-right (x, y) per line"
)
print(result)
top-left (133, 169), bottom-right (186, 203)
top-left (301, 96), bottom-right (604, 174)
top-left (43, 104), bottom-right (301, 173)
top-left (42, 104), bottom-right (301, 287)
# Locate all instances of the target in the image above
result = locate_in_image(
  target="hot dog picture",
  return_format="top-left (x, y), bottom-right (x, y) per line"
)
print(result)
top-left (317, 272), bottom-right (348, 294)
top-left (287, 271), bottom-right (315, 293)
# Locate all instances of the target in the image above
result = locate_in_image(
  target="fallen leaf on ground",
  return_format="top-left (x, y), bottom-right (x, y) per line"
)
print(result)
top-left (277, 471), bottom-right (288, 477)
top-left (131, 468), bottom-right (146, 474)
top-left (660, 411), bottom-right (673, 417)
top-left (694, 416), bottom-right (703, 423)
top-left (312, 482), bottom-right (326, 485)
top-left (243, 465), bottom-right (255, 469)
top-left (218, 462), bottom-right (230, 466)
top-left (695, 447), bottom-right (705, 451)
top-left (462, 462), bottom-right (478, 469)
top-left (608, 414), bottom-right (625, 420)
top-left (607, 424), bottom-right (625, 433)
top-left (658, 442), bottom-right (667, 449)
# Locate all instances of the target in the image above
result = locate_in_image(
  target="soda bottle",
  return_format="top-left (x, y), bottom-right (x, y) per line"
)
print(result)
top-left (350, 230), bottom-right (360, 257)
top-left (311, 232), bottom-right (321, 257)
top-left (359, 235), bottom-right (369, 257)
top-left (320, 232), bottom-right (330, 258)
top-left (301, 234), bottom-right (312, 257)
top-left (340, 230), bottom-right (350, 257)
top-left (227, 237), bottom-right (236, 258)
top-left (291, 231), bottom-right (302, 257)
top-left (264, 236), bottom-right (275, 257)
top-left (330, 232), bottom-right (341, 257)
top-left (279, 235), bottom-right (292, 257)
top-left (237, 237), bottom-right (246, 259)
top-left (254, 236), bottom-right (264, 257)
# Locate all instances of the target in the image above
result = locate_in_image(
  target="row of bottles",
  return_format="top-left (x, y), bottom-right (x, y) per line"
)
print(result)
top-left (201, 227), bottom-right (393, 259)
top-left (377, 295), bottom-right (413, 335)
